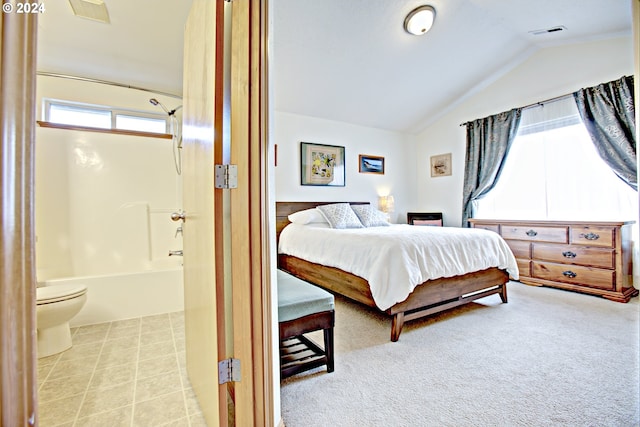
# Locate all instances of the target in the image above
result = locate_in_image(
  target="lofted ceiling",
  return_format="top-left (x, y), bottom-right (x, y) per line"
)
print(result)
top-left (37, 0), bottom-right (633, 133)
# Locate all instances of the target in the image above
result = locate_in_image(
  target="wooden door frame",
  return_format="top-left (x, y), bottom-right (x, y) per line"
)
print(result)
top-left (0, 10), bottom-right (39, 427)
top-left (229, 0), bottom-right (274, 425)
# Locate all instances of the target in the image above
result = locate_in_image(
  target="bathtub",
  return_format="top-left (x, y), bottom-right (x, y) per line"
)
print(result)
top-left (41, 268), bottom-right (184, 327)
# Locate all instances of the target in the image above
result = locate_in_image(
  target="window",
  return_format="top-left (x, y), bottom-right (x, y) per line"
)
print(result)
top-left (43, 99), bottom-right (169, 134)
top-left (474, 97), bottom-right (638, 222)
top-left (115, 114), bottom-right (167, 133)
top-left (48, 103), bottom-right (111, 129)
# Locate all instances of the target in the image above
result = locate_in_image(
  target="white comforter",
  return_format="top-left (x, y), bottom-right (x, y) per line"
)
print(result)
top-left (278, 224), bottom-right (519, 311)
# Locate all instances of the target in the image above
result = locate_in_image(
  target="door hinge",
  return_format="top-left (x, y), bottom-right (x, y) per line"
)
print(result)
top-left (215, 164), bottom-right (238, 189)
top-left (218, 358), bottom-right (241, 384)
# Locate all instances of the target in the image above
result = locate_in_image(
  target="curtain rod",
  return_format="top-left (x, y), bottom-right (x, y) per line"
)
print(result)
top-left (36, 72), bottom-right (182, 100)
top-left (459, 92), bottom-right (573, 127)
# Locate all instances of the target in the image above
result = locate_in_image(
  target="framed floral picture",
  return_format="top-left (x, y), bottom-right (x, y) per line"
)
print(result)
top-left (300, 142), bottom-right (346, 186)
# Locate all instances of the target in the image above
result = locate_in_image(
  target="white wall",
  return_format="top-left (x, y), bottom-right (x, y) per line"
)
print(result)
top-left (274, 111), bottom-right (414, 223)
top-left (35, 75), bottom-right (183, 279)
top-left (413, 36), bottom-right (634, 226)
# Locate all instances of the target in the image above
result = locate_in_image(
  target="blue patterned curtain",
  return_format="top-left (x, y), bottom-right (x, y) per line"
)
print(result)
top-left (461, 109), bottom-right (522, 227)
top-left (573, 76), bottom-right (636, 190)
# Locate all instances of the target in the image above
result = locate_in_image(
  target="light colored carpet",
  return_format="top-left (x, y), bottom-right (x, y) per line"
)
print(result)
top-left (280, 282), bottom-right (640, 427)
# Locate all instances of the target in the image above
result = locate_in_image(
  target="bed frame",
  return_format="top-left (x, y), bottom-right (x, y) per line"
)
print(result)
top-left (276, 202), bottom-right (510, 342)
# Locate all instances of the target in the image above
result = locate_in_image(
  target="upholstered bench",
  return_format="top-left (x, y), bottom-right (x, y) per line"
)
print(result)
top-left (277, 269), bottom-right (335, 379)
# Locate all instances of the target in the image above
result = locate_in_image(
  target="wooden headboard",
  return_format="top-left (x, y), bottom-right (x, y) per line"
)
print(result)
top-left (275, 201), bottom-right (369, 242)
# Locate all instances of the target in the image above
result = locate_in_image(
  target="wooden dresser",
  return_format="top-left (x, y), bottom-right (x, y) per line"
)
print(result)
top-left (469, 219), bottom-right (638, 302)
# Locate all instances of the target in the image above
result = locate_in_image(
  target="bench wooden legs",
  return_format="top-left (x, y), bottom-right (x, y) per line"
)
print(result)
top-left (324, 324), bottom-right (334, 373)
top-left (279, 310), bottom-right (335, 379)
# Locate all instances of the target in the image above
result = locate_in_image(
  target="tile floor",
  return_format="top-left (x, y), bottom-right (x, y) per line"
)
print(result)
top-left (37, 311), bottom-right (207, 427)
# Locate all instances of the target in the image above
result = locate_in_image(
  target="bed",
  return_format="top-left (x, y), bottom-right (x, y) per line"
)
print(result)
top-left (276, 201), bottom-right (519, 342)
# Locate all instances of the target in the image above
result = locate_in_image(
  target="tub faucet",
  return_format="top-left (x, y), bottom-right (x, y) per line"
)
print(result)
top-left (168, 250), bottom-right (183, 257)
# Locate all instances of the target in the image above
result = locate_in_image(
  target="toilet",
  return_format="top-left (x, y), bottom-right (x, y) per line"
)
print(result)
top-left (36, 284), bottom-right (88, 358)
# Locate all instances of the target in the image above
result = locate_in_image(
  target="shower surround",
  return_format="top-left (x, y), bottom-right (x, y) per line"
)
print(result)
top-left (35, 75), bottom-right (184, 326)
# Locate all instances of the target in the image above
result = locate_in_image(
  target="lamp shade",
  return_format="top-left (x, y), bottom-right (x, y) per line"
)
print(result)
top-left (404, 5), bottom-right (435, 36)
top-left (378, 195), bottom-right (395, 213)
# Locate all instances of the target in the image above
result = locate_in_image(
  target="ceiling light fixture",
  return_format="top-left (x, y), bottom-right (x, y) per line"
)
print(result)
top-left (404, 5), bottom-right (436, 36)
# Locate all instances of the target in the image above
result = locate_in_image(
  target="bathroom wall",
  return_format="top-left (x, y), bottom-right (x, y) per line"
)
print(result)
top-left (35, 75), bottom-right (184, 279)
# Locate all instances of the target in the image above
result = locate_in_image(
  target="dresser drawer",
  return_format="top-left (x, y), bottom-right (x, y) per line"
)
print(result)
top-left (501, 225), bottom-right (568, 243)
top-left (505, 240), bottom-right (530, 259)
top-left (570, 225), bottom-right (615, 248)
top-left (532, 243), bottom-right (614, 269)
top-left (532, 261), bottom-right (615, 290)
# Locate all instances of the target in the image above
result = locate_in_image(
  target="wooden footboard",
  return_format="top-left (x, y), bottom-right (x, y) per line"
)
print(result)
top-left (278, 254), bottom-right (509, 341)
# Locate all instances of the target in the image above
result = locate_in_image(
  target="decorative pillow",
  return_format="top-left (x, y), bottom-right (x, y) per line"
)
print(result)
top-left (316, 203), bottom-right (364, 229)
top-left (351, 205), bottom-right (390, 227)
top-left (288, 208), bottom-right (327, 225)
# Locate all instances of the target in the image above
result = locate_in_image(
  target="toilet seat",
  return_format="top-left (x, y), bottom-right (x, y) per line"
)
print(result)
top-left (37, 284), bottom-right (88, 305)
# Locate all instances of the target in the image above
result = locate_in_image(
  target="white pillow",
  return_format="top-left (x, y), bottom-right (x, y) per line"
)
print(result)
top-left (316, 203), bottom-right (364, 229)
top-left (288, 208), bottom-right (327, 225)
top-left (351, 205), bottom-right (390, 227)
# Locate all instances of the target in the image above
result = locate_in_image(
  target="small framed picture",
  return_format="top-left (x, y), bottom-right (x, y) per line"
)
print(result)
top-left (358, 155), bottom-right (384, 175)
top-left (300, 142), bottom-right (345, 186)
top-left (430, 153), bottom-right (452, 177)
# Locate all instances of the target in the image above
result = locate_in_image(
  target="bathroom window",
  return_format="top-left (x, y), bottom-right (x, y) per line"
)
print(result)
top-left (48, 103), bottom-right (112, 129)
top-left (42, 99), bottom-right (170, 135)
top-left (115, 114), bottom-right (167, 133)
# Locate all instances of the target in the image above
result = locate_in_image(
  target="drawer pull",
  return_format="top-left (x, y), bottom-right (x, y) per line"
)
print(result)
top-left (562, 270), bottom-right (577, 278)
top-left (580, 232), bottom-right (600, 241)
top-left (562, 251), bottom-right (577, 258)
top-left (526, 230), bottom-right (538, 237)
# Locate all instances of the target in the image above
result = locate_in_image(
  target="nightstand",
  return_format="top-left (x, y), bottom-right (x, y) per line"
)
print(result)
top-left (407, 212), bottom-right (443, 226)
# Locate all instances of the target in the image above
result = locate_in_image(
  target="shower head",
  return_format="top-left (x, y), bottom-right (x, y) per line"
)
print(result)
top-left (149, 98), bottom-right (182, 116)
top-left (149, 98), bottom-right (170, 114)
